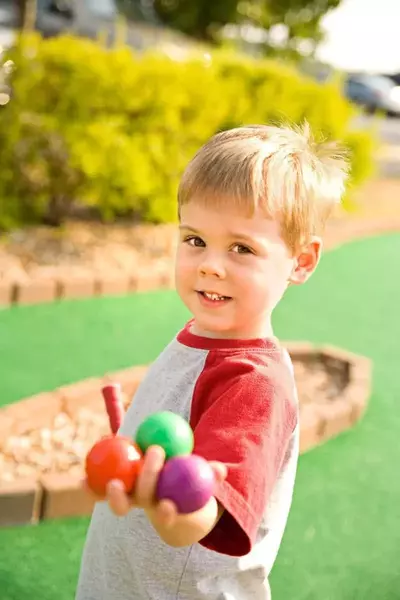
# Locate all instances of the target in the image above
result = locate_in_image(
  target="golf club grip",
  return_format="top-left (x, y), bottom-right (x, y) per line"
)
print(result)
top-left (102, 383), bottom-right (124, 434)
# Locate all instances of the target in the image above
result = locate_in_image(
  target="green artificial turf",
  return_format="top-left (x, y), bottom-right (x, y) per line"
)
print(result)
top-left (1, 233), bottom-right (400, 600)
top-left (0, 289), bottom-right (191, 407)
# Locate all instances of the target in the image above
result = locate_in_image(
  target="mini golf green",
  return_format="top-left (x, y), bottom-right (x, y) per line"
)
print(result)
top-left (1, 233), bottom-right (400, 600)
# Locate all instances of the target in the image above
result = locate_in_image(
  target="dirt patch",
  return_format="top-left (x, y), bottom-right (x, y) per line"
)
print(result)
top-left (0, 222), bottom-right (178, 280)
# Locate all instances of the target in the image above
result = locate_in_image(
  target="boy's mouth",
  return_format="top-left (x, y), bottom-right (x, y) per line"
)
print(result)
top-left (197, 290), bottom-right (232, 302)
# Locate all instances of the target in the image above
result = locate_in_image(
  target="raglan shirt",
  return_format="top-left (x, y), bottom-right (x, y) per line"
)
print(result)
top-left (75, 321), bottom-right (299, 600)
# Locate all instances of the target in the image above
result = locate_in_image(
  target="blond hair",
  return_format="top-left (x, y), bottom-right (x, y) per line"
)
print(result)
top-left (178, 123), bottom-right (349, 254)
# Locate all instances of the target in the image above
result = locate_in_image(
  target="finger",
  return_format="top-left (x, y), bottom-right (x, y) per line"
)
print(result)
top-left (154, 499), bottom-right (178, 529)
top-left (134, 445), bottom-right (166, 508)
top-left (107, 479), bottom-right (131, 517)
top-left (208, 461), bottom-right (228, 482)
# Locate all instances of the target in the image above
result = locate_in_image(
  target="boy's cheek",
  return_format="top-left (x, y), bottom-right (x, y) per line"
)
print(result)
top-left (175, 266), bottom-right (194, 301)
top-left (175, 256), bottom-right (195, 282)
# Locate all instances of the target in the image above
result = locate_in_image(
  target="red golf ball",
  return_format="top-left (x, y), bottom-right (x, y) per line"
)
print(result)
top-left (157, 454), bottom-right (215, 514)
top-left (85, 435), bottom-right (143, 497)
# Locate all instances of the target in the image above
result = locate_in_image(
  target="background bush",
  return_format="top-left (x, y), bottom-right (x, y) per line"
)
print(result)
top-left (0, 33), bottom-right (375, 230)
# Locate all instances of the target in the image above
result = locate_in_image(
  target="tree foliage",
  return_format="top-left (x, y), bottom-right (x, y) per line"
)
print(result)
top-left (125, 0), bottom-right (342, 53)
top-left (239, 0), bottom-right (342, 51)
top-left (151, 0), bottom-right (240, 41)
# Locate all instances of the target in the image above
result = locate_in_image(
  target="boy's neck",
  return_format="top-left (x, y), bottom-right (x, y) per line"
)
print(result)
top-left (190, 318), bottom-right (274, 341)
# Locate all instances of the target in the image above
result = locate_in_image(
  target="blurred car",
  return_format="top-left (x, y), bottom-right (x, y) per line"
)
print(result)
top-left (0, 0), bottom-right (204, 108)
top-left (0, 0), bottom-right (201, 55)
top-left (344, 73), bottom-right (400, 117)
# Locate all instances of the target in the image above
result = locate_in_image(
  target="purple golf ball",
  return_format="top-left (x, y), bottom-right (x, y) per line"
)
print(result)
top-left (157, 454), bottom-right (215, 514)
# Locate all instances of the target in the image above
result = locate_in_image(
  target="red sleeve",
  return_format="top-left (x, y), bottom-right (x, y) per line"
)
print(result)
top-left (189, 350), bottom-right (297, 557)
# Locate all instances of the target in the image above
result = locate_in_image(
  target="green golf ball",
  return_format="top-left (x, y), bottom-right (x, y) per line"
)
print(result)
top-left (135, 411), bottom-right (194, 459)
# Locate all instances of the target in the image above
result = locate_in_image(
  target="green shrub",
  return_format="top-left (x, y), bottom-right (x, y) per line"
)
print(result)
top-left (0, 33), bottom-right (375, 229)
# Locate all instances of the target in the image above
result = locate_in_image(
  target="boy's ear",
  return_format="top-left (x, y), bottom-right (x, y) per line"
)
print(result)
top-left (289, 237), bottom-right (322, 285)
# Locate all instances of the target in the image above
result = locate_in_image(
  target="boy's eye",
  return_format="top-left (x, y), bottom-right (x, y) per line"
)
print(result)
top-left (184, 235), bottom-right (205, 247)
top-left (232, 244), bottom-right (253, 255)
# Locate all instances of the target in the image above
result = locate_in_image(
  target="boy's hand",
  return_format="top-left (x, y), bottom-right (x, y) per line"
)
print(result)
top-left (84, 445), bottom-right (227, 530)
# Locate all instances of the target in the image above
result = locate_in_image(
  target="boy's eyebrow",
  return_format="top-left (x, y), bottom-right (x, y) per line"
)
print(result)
top-left (179, 224), bottom-right (199, 233)
top-left (227, 232), bottom-right (258, 245)
top-left (179, 224), bottom-right (262, 246)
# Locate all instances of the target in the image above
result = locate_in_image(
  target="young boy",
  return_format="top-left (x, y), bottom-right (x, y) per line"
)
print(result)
top-left (75, 123), bottom-right (348, 599)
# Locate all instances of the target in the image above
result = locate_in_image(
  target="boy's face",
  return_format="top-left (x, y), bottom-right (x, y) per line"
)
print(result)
top-left (175, 200), bottom-right (320, 339)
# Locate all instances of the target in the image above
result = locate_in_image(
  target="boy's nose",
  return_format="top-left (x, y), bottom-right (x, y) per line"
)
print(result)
top-left (198, 255), bottom-right (226, 279)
